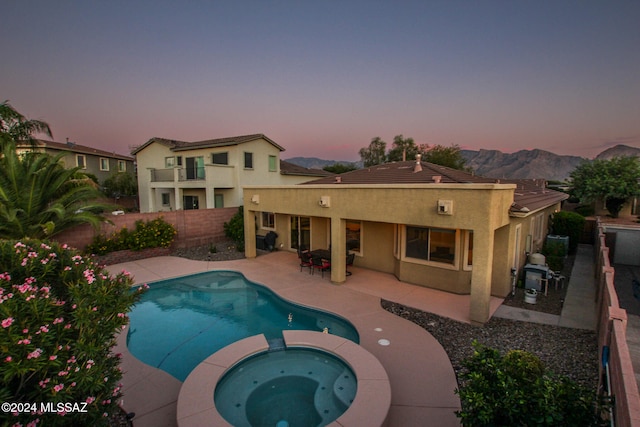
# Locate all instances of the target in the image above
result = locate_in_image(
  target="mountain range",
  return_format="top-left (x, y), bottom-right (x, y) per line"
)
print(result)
top-left (286, 144), bottom-right (640, 182)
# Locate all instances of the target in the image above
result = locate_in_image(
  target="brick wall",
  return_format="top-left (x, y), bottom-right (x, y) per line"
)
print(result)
top-left (52, 208), bottom-right (238, 251)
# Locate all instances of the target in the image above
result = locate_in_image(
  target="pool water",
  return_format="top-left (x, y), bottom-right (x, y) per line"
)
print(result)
top-left (214, 348), bottom-right (357, 427)
top-left (127, 271), bottom-right (359, 381)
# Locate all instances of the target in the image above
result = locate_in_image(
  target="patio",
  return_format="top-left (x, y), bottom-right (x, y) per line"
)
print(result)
top-left (108, 250), bottom-right (505, 427)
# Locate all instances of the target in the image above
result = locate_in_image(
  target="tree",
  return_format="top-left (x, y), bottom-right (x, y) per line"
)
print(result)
top-left (102, 172), bottom-right (138, 199)
top-left (0, 100), bottom-right (52, 148)
top-left (570, 156), bottom-right (640, 218)
top-left (387, 135), bottom-right (418, 162)
top-left (323, 163), bottom-right (358, 174)
top-left (0, 141), bottom-right (111, 238)
top-left (358, 137), bottom-right (387, 167)
top-left (423, 144), bottom-right (469, 171)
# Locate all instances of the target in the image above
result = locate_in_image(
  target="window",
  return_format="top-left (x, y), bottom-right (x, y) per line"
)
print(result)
top-left (100, 158), bottom-right (109, 171)
top-left (176, 156), bottom-right (182, 166)
top-left (212, 152), bottom-right (228, 165)
top-left (268, 155), bottom-right (277, 172)
top-left (161, 193), bottom-right (170, 206)
top-left (405, 226), bottom-right (456, 265)
top-left (262, 212), bottom-right (275, 229)
top-left (346, 221), bottom-right (361, 253)
top-left (244, 152), bottom-right (253, 169)
top-left (165, 157), bottom-right (175, 168)
top-left (76, 155), bottom-right (86, 169)
top-left (118, 160), bottom-right (126, 172)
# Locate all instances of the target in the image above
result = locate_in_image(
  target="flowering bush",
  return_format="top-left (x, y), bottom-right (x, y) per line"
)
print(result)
top-left (85, 217), bottom-right (177, 255)
top-left (0, 239), bottom-right (146, 426)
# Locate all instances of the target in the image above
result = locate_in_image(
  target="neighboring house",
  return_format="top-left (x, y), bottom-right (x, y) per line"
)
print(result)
top-left (17, 139), bottom-right (136, 184)
top-left (132, 134), bottom-right (332, 212)
top-left (243, 157), bottom-right (568, 325)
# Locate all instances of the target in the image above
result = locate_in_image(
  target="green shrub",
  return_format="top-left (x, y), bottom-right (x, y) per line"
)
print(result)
top-left (455, 341), bottom-right (603, 427)
top-left (0, 239), bottom-right (146, 426)
top-left (86, 217), bottom-right (177, 255)
top-left (224, 207), bottom-right (244, 251)
top-left (551, 211), bottom-right (586, 254)
top-left (542, 241), bottom-right (566, 272)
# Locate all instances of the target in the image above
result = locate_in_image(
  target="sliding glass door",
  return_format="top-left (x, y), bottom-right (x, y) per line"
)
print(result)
top-left (290, 216), bottom-right (311, 251)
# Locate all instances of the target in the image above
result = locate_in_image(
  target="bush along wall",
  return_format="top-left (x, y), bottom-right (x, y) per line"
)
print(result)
top-left (0, 239), bottom-right (147, 426)
top-left (551, 211), bottom-right (586, 254)
top-left (85, 217), bottom-right (177, 255)
top-left (455, 342), bottom-right (605, 427)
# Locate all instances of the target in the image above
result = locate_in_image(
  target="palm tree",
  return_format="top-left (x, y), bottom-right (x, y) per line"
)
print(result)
top-left (0, 141), bottom-right (112, 238)
top-left (0, 100), bottom-right (52, 148)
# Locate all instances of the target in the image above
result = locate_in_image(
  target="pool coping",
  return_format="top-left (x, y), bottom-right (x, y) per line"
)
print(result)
top-left (176, 331), bottom-right (391, 427)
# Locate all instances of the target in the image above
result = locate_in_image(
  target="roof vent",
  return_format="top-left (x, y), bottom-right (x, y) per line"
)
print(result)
top-left (432, 175), bottom-right (442, 183)
top-left (335, 176), bottom-right (342, 183)
top-left (413, 154), bottom-right (422, 173)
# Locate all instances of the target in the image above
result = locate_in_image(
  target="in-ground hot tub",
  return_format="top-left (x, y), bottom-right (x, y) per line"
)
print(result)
top-left (177, 331), bottom-right (391, 427)
top-left (215, 347), bottom-right (356, 426)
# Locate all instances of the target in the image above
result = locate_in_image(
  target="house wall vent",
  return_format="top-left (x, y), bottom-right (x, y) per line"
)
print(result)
top-left (437, 199), bottom-right (453, 215)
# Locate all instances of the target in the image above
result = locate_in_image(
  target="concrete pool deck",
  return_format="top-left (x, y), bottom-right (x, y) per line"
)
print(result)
top-left (108, 251), bottom-right (505, 427)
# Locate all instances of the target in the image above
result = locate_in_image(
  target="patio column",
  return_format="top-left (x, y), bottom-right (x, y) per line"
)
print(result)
top-left (469, 228), bottom-right (494, 325)
top-left (330, 217), bottom-right (346, 284)
top-left (174, 188), bottom-right (183, 210)
top-left (244, 209), bottom-right (257, 259)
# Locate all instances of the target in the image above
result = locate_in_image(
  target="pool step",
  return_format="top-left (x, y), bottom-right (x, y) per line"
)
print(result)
top-left (267, 338), bottom-right (286, 352)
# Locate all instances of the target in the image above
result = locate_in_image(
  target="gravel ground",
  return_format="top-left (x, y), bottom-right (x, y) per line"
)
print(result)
top-left (171, 244), bottom-right (599, 393)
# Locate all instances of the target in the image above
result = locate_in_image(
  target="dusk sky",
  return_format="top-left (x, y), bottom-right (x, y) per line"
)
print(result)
top-left (2, 1), bottom-right (639, 161)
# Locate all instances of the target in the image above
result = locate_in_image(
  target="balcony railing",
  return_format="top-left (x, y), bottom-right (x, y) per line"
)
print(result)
top-left (149, 165), bottom-right (234, 186)
top-left (150, 168), bottom-right (174, 182)
top-left (178, 167), bottom-right (205, 181)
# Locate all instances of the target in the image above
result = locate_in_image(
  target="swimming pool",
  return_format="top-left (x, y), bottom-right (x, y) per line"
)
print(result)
top-left (127, 270), bottom-right (359, 381)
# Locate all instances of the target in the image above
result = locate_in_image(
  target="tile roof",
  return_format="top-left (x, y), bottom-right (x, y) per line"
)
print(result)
top-left (301, 160), bottom-right (568, 215)
top-left (29, 140), bottom-right (134, 160)
top-left (279, 160), bottom-right (334, 177)
top-left (132, 133), bottom-right (284, 154)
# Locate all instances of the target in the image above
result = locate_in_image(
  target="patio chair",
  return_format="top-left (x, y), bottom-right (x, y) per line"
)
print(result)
top-left (346, 253), bottom-right (355, 276)
top-left (311, 256), bottom-right (331, 278)
top-left (299, 251), bottom-right (313, 273)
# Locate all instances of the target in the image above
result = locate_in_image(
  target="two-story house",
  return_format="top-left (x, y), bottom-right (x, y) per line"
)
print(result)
top-left (17, 139), bottom-right (136, 184)
top-left (132, 134), bottom-right (331, 212)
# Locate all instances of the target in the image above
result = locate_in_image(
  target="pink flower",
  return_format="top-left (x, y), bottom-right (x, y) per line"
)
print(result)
top-left (49, 355), bottom-right (57, 361)
top-left (0, 272), bottom-right (10, 281)
top-left (18, 338), bottom-right (31, 345)
top-left (86, 396), bottom-right (95, 404)
top-left (83, 269), bottom-right (96, 284)
top-left (2, 317), bottom-right (14, 328)
top-left (53, 383), bottom-right (64, 392)
top-left (117, 313), bottom-right (125, 318)
top-left (58, 370), bottom-right (68, 376)
top-left (5, 356), bottom-right (12, 362)
top-left (86, 359), bottom-right (94, 369)
top-left (53, 317), bottom-right (64, 325)
top-left (27, 348), bottom-right (43, 359)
